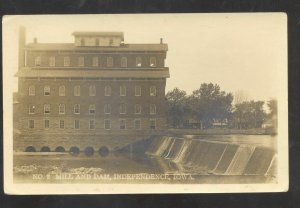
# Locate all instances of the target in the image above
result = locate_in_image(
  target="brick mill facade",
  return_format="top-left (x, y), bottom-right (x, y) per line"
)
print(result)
top-left (13, 28), bottom-right (169, 154)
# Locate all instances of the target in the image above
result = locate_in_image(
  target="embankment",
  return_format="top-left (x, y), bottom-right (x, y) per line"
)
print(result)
top-left (168, 128), bottom-right (274, 135)
top-left (146, 136), bottom-right (277, 176)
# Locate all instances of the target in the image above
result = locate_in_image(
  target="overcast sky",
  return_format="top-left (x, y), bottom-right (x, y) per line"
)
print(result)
top-left (3, 14), bottom-right (286, 101)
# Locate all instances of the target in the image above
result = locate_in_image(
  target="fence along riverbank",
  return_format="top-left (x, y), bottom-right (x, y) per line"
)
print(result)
top-left (146, 136), bottom-right (277, 176)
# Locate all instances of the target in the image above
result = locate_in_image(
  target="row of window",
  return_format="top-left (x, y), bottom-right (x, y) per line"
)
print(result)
top-left (35, 56), bottom-right (157, 68)
top-left (79, 37), bottom-right (114, 46)
top-left (29, 103), bottom-right (157, 115)
top-left (28, 85), bottom-right (157, 97)
top-left (28, 119), bottom-right (156, 130)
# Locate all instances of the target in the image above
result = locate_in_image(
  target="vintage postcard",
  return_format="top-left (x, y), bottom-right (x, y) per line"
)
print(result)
top-left (3, 14), bottom-right (288, 194)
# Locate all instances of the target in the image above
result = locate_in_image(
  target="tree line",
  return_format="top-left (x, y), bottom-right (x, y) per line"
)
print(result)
top-left (165, 83), bottom-right (277, 129)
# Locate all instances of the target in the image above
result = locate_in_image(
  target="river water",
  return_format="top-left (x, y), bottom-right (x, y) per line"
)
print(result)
top-left (13, 134), bottom-right (277, 184)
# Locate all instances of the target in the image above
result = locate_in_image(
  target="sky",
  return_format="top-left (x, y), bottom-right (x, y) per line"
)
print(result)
top-left (3, 14), bottom-right (287, 102)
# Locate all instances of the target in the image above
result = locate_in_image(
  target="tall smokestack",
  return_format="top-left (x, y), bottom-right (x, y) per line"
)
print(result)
top-left (18, 26), bottom-right (26, 68)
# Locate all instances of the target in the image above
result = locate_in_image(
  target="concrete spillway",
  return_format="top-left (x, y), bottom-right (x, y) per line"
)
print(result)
top-left (146, 136), bottom-right (277, 176)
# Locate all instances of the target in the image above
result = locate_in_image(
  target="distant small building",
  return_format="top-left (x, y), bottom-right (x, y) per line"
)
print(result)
top-left (262, 119), bottom-right (275, 129)
top-left (262, 115), bottom-right (277, 135)
top-left (184, 118), bottom-right (202, 129)
top-left (212, 119), bottom-right (228, 128)
top-left (183, 118), bottom-right (228, 129)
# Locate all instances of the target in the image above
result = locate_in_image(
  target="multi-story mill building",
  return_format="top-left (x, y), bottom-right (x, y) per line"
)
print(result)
top-left (13, 28), bottom-right (169, 154)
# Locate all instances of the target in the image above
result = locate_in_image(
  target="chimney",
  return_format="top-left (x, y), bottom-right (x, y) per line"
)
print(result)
top-left (33, 37), bottom-right (37, 44)
top-left (160, 38), bottom-right (163, 44)
top-left (18, 26), bottom-right (26, 68)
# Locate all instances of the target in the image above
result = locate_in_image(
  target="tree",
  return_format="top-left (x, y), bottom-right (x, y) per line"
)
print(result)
top-left (266, 99), bottom-right (278, 132)
top-left (232, 100), bottom-right (266, 129)
top-left (234, 90), bottom-right (250, 104)
top-left (166, 88), bottom-right (187, 128)
top-left (267, 99), bottom-right (277, 118)
top-left (188, 83), bottom-right (233, 128)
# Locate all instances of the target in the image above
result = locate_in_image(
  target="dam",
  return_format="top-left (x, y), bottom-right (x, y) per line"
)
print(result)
top-left (146, 135), bottom-right (277, 176)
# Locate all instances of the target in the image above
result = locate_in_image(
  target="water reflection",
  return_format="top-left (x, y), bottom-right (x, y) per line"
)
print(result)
top-left (13, 152), bottom-right (181, 176)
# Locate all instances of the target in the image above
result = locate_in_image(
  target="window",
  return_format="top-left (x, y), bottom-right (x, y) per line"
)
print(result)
top-left (107, 57), bottom-right (113, 67)
top-left (89, 104), bottom-right (95, 114)
top-left (44, 119), bottom-right (50, 129)
top-left (64, 57), bottom-right (70, 66)
top-left (49, 57), bottom-right (55, 67)
top-left (95, 38), bottom-right (99, 46)
top-left (59, 85), bottom-right (65, 96)
top-left (59, 120), bottom-right (64, 129)
top-left (150, 104), bottom-right (156, 115)
top-left (74, 120), bottom-right (80, 129)
top-left (121, 57), bottom-right (127, 67)
top-left (135, 86), bottom-right (141, 96)
top-left (134, 119), bottom-right (141, 130)
top-left (44, 86), bottom-right (50, 96)
top-left (35, 56), bottom-right (41, 66)
top-left (78, 57), bottom-right (84, 67)
top-left (29, 120), bottom-right (34, 129)
top-left (59, 104), bottom-right (65, 114)
top-left (136, 57), bottom-right (142, 67)
top-left (150, 86), bottom-right (156, 96)
top-left (29, 104), bottom-right (35, 114)
top-left (104, 104), bottom-right (111, 114)
top-left (134, 104), bottom-right (141, 114)
top-left (89, 85), bottom-right (96, 96)
top-left (29, 86), bottom-right (35, 96)
top-left (119, 103), bottom-right (126, 114)
top-left (104, 119), bottom-right (111, 130)
top-left (74, 85), bottom-right (80, 96)
top-left (89, 120), bottom-right (95, 130)
top-left (150, 119), bottom-right (156, 129)
top-left (44, 104), bottom-right (50, 114)
top-left (119, 119), bottom-right (126, 130)
top-left (74, 104), bottom-right (80, 114)
top-left (150, 57), bottom-right (156, 67)
top-left (81, 38), bottom-right (85, 46)
top-left (120, 86), bottom-right (126, 96)
top-left (92, 57), bottom-right (99, 67)
top-left (105, 86), bottom-right (111, 96)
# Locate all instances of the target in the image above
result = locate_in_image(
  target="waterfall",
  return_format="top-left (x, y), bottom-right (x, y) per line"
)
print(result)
top-left (173, 139), bottom-right (192, 163)
top-left (212, 144), bottom-right (239, 175)
top-left (225, 145), bottom-right (256, 175)
top-left (154, 136), bottom-right (173, 156)
top-left (184, 141), bottom-right (204, 166)
top-left (146, 136), bottom-right (277, 177)
top-left (265, 154), bottom-right (277, 176)
top-left (205, 143), bottom-right (228, 172)
top-left (164, 138), bottom-right (176, 158)
top-left (210, 144), bottom-right (228, 173)
top-left (243, 147), bottom-right (276, 175)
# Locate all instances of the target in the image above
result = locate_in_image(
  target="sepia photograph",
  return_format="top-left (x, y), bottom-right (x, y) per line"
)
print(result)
top-left (2, 13), bottom-right (288, 194)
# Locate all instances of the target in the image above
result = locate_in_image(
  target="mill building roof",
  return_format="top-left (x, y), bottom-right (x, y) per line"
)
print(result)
top-left (72, 31), bottom-right (124, 40)
top-left (25, 43), bottom-right (168, 52)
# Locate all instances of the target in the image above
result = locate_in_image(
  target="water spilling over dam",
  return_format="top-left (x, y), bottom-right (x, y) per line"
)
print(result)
top-left (146, 136), bottom-right (277, 177)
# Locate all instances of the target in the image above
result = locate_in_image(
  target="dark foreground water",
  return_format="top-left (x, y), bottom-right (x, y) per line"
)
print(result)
top-left (13, 135), bottom-right (277, 184)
